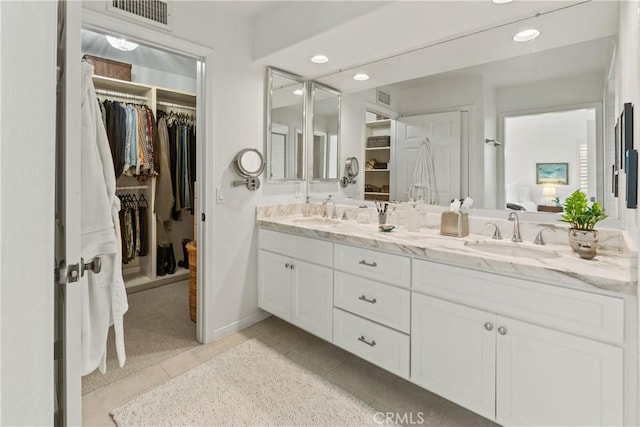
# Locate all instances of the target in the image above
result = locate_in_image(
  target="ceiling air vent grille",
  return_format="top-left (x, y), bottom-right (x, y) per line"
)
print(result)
top-left (376, 89), bottom-right (391, 107)
top-left (109, 0), bottom-right (172, 30)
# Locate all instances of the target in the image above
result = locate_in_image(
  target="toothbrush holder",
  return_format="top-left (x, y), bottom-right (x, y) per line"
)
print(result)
top-left (378, 212), bottom-right (387, 225)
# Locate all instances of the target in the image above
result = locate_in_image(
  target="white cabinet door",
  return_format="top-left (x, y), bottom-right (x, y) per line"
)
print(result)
top-left (291, 259), bottom-right (334, 341)
top-left (258, 250), bottom-right (292, 321)
top-left (496, 317), bottom-right (623, 426)
top-left (411, 294), bottom-right (496, 420)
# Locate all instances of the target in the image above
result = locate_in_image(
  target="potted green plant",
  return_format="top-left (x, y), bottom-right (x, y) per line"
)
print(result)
top-left (560, 190), bottom-right (607, 258)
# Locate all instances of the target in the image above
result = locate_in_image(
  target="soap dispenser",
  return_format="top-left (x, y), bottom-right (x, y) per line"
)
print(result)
top-left (406, 200), bottom-right (420, 232)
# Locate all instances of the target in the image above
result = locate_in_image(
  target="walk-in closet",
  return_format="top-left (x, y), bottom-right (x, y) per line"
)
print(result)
top-left (80, 28), bottom-right (201, 393)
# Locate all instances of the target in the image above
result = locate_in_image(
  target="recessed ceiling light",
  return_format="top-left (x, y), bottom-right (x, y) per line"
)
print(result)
top-left (310, 55), bottom-right (330, 64)
top-left (105, 35), bottom-right (138, 51)
top-left (513, 28), bottom-right (541, 42)
top-left (293, 89), bottom-right (304, 96)
top-left (491, 0), bottom-right (513, 3)
top-left (353, 73), bottom-right (370, 81)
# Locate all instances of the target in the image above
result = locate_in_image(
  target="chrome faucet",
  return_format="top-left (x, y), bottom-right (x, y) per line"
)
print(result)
top-left (322, 195), bottom-right (338, 219)
top-left (533, 227), bottom-right (555, 245)
top-left (486, 222), bottom-right (502, 240)
top-left (507, 212), bottom-right (522, 242)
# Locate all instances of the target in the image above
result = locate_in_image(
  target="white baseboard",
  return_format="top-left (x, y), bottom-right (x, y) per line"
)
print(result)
top-left (212, 310), bottom-right (272, 341)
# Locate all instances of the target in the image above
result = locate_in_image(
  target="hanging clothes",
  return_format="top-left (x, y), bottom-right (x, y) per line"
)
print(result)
top-left (80, 61), bottom-right (128, 376)
top-left (117, 193), bottom-right (150, 263)
top-left (155, 116), bottom-right (175, 223)
top-left (163, 112), bottom-right (196, 220)
top-left (99, 100), bottom-right (157, 181)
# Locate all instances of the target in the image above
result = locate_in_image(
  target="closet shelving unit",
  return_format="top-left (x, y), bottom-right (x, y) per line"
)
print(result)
top-left (93, 75), bottom-right (197, 290)
top-left (364, 119), bottom-right (395, 201)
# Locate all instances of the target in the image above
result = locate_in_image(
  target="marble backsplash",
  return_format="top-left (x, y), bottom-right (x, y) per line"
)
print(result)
top-left (256, 202), bottom-right (627, 253)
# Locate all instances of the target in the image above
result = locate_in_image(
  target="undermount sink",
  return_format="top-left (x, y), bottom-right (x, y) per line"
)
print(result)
top-left (464, 241), bottom-right (560, 259)
top-left (291, 217), bottom-right (341, 226)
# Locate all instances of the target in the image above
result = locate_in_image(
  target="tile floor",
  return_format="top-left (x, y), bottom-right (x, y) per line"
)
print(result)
top-left (83, 316), bottom-right (498, 426)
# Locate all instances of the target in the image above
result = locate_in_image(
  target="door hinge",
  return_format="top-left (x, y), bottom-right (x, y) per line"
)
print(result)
top-left (201, 213), bottom-right (206, 222)
top-left (55, 260), bottom-right (80, 285)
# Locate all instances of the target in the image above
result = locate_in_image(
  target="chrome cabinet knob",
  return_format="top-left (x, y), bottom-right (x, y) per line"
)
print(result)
top-left (498, 326), bottom-right (507, 335)
top-left (285, 263), bottom-right (290, 269)
top-left (290, 264), bottom-right (294, 270)
top-left (484, 322), bottom-right (493, 331)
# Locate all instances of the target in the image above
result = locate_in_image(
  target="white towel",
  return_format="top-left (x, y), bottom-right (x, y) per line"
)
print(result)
top-left (409, 138), bottom-right (438, 204)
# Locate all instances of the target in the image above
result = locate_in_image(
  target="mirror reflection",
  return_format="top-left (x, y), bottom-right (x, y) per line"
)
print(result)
top-left (337, 36), bottom-right (614, 213)
top-left (310, 83), bottom-right (340, 181)
top-left (268, 68), bottom-right (304, 181)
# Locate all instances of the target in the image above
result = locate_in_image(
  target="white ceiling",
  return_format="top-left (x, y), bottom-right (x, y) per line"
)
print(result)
top-left (255, 1), bottom-right (619, 92)
top-left (213, 1), bottom-right (286, 20)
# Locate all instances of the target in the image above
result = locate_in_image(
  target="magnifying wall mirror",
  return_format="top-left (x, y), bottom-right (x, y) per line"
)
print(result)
top-left (310, 82), bottom-right (341, 182)
top-left (233, 148), bottom-right (265, 191)
top-left (340, 156), bottom-right (359, 187)
top-left (267, 67), bottom-right (305, 181)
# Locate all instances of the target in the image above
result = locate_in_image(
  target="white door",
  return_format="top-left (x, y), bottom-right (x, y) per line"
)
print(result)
top-left (258, 250), bottom-right (292, 321)
top-left (55, 0), bottom-right (82, 424)
top-left (291, 259), bottom-right (333, 341)
top-left (411, 294), bottom-right (496, 420)
top-left (496, 317), bottom-right (623, 426)
top-left (395, 112), bottom-right (461, 204)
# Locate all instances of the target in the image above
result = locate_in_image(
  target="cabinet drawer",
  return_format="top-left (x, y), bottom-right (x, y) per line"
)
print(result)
top-left (413, 259), bottom-right (624, 344)
top-left (333, 308), bottom-right (410, 378)
top-left (334, 244), bottom-right (410, 287)
top-left (259, 228), bottom-right (333, 267)
top-left (334, 271), bottom-right (410, 333)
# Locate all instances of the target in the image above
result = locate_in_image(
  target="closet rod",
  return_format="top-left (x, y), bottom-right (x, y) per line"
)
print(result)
top-left (157, 101), bottom-right (197, 111)
top-left (116, 185), bottom-right (148, 191)
top-left (96, 89), bottom-right (148, 102)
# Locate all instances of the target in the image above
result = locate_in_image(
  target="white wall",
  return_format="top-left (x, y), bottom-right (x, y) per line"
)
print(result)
top-left (0, 1), bottom-right (57, 424)
top-left (617, 1), bottom-right (640, 250)
top-left (496, 72), bottom-right (605, 113)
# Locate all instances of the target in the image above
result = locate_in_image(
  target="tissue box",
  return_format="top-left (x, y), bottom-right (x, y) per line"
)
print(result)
top-left (440, 211), bottom-right (469, 237)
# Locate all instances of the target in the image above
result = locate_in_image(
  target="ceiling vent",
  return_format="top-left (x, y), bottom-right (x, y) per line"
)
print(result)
top-left (376, 89), bottom-right (391, 107)
top-left (108, 0), bottom-right (172, 30)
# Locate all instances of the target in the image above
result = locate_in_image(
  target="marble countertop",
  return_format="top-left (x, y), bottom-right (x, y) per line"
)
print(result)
top-left (257, 215), bottom-right (637, 296)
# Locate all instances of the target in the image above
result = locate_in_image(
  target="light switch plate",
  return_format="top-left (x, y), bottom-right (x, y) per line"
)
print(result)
top-left (216, 187), bottom-right (225, 204)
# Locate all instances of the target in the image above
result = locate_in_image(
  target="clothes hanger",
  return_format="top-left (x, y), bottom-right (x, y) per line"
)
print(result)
top-left (138, 194), bottom-right (149, 208)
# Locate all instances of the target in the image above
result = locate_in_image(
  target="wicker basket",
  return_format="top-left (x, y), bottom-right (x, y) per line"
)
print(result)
top-left (186, 241), bottom-right (197, 322)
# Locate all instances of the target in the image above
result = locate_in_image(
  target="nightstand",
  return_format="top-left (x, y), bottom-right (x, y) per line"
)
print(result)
top-left (537, 205), bottom-right (563, 213)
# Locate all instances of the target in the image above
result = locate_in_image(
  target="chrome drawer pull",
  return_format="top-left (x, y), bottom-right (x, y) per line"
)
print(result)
top-left (358, 335), bottom-right (376, 347)
top-left (498, 326), bottom-right (507, 336)
top-left (358, 295), bottom-right (377, 304)
top-left (358, 260), bottom-right (377, 267)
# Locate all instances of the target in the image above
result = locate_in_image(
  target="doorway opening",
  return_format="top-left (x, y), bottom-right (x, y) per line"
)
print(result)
top-left (79, 27), bottom-right (203, 394)
top-left (503, 107), bottom-right (597, 212)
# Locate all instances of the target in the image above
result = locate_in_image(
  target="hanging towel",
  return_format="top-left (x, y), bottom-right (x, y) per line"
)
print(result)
top-left (80, 61), bottom-right (129, 376)
top-left (409, 137), bottom-right (439, 205)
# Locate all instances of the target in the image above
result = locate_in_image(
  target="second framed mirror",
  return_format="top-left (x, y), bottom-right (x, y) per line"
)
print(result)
top-left (309, 82), bottom-right (341, 182)
top-left (267, 68), bottom-right (305, 182)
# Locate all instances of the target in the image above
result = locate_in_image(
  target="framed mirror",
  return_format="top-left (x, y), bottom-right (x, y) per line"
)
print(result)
top-left (310, 82), bottom-right (341, 182)
top-left (267, 67), bottom-right (305, 181)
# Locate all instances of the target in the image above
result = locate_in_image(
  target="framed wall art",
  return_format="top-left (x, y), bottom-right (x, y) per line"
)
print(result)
top-left (536, 163), bottom-right (568, 185)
